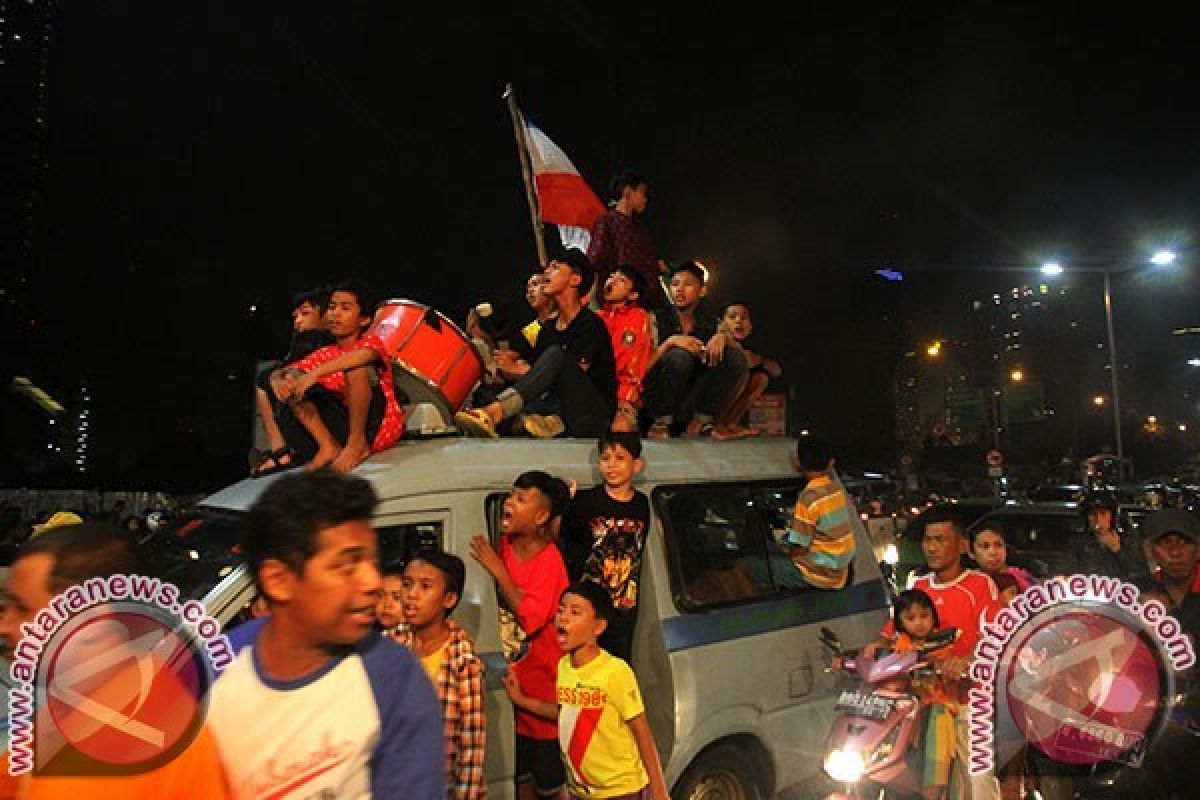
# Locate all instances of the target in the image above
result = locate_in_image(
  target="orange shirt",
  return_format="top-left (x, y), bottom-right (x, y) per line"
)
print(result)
top-left (20, 725), bottom-right (230, 800)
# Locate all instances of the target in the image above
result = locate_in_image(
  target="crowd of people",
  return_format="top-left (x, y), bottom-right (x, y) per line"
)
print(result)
top-left (0, 429), bottom-right (863, 799)
top-left (249, 169), bottom-right (783, 478)
top-left (862, 495), bottom-right (1200, 800)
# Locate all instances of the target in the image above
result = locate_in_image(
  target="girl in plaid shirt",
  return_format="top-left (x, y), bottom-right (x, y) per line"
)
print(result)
top-left (393, 550), bottom-right (488, 799)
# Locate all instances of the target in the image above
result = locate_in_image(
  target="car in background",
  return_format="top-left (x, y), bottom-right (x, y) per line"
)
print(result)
top-left (1027, 482), bottom-right (1087, 506)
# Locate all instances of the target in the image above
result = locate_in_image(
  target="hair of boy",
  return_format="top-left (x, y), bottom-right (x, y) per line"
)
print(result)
top-left (892, 588), bottom-right (940, 631)
top-left (607, 168), bottom-right (646, 204)
top-left (598, 430), bottom-right (643, 460)
top-left (794, 437), bottom-right (833, 472)
top-left (16, 522), bottom-right (142, 593)
top-left (563, 580), bottom-right (614, 624)
top-left (329, 277), bottom-right (380, 318)
top-left (553, 248), bottom-right (596, 300)
top-left (612, 264), bottom-right (647, 300)
top-left (242, 468), bottom-right (379, 593)
top-left (292, 287), bottom-right (331, 313)
top-left (671, 260), bottom-right (707, 285)
top-left (408, 548), bottom-right (467, 613)
top-left (722, 300), bottom-right (751, 317)
top-left (512, 470), bottom-right (570, 520)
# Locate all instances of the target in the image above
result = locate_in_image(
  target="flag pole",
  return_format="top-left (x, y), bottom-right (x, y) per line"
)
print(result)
top-left (503, 83), bottom-right (548, 268)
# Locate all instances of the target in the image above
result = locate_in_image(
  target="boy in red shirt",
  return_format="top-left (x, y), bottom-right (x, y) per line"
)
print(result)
top-left (470, 471), bottom-right (571, 800)
top-left (597, 265), bottom-right (654, 432)
top-left (274, 279), bottom-right (405, 472)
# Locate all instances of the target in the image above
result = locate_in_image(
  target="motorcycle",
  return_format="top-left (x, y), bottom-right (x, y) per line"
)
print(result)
top-left (818, 625), bottom-right (959, 800)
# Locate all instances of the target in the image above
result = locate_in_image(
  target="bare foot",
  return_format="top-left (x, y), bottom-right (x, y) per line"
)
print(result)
top-left (331, 440), bottom-right (371, 473)
top-left (307, 445), bottom-right (341, 472)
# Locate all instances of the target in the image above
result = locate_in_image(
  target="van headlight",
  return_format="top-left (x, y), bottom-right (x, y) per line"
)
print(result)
top-left (823, 748), bottom-right (865, 783)
top-left (882, 544), bottom-right (899, 565)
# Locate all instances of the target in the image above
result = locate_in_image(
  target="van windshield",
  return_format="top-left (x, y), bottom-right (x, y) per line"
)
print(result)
top-left (142, 510), bottom-right (246, 601)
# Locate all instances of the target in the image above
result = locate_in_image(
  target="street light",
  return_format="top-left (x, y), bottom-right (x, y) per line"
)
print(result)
top-left (1041, 250), bottom-right (1180, 482)
top-left (1010, 369), bottom-right (1024, 383)
top-left (926, 341), bottom-right (942, 357)
top-left (1188, 358), bottom-right (1200, 367)
top-left (1092, 395), bottom-right (1106, 407)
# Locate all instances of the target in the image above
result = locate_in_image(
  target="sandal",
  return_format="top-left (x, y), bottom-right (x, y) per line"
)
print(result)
top-left (456, 408), bottom-right (499, 438)
top-left (251, 447), bottom-right (297, 478)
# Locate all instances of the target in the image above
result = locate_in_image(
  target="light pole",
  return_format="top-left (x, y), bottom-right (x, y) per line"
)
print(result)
top-left (1041, 249), bottom-right (1178, 484)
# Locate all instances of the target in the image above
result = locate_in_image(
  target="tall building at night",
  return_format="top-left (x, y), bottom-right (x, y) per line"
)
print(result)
top-left (1, 0), bottom-right (57, 368)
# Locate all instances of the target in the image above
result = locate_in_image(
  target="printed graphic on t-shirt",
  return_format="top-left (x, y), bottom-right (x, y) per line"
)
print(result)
top-left (582, 517), bottom-right (646, 609)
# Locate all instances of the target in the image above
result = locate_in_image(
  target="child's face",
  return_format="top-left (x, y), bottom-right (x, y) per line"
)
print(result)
top-left (899, 604), bottom-right (934, 640)
top-left (543, 260), bottom-right (579, 297)
top-left (326, 290), bottom-right (370, 339)
top-left (292, 301), bottom-right (324, 333)
top-left (622, 182), bottom-right (649, 214)
top-left (376, 574), bottom-right (404, 630)
top-left (271, 519), bottom-right (382, 647)
top-left (599, 444), bottom-right (643, 490)
top-left (555, 592), bottom-right (606, 653)
top-left (669, 272), bottom-right (704, 310)
top-left (971, 529), bottom-right (1008, 573)
top-left (402, 559), bottom-right (455, 630)
top-left (526, 273), bottom-right (553, 314)
top-left (722, 304), bottom-right (752, 341)
top-left (603, 271), bottom-right (638, 305)
top-left (501, 486), bottom-right (550, 537)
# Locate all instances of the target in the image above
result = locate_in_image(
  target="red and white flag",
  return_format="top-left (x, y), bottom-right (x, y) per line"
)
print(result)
top-left (522, 119), bottom-right (605, 251)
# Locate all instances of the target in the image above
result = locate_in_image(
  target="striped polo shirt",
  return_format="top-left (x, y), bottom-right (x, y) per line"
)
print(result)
top-left (788, 474), bottom-right (857, 589)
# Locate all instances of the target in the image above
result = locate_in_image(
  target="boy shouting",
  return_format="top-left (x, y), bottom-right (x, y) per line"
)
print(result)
top-left (504, 582), bottom-right (669, 800)
top-left (471, 471), bottom-right (571, 800)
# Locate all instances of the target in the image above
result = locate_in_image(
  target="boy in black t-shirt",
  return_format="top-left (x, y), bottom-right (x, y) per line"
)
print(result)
top-left (457, 249), bottom-right (617, 439)
top-left (561, 431), bottom-right (650, 661)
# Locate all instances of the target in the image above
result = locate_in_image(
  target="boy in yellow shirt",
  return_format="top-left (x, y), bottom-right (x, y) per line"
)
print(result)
top-left (504, 581), bottom-right (668, 800)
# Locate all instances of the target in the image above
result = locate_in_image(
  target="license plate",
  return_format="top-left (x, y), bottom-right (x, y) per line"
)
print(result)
top-left (835, 689), bottom-right (897, 721)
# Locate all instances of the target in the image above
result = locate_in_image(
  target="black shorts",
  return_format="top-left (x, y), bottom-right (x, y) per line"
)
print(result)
top-left (516, 734), bottom-right (565, 796)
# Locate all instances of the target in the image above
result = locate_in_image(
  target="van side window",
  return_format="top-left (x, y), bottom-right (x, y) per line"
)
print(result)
top-left (375, 522), bottom-right (443, 569)
top-left (658, 482), bottom-right (801, 610)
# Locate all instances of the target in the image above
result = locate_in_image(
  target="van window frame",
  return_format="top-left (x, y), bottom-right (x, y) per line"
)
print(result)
top-left (653, 477), bottom-right (810, 613)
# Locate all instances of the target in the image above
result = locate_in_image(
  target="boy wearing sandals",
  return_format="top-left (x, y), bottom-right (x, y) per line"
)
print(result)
top-left (641, 262), bottom-right (746, 440)
top-left (250, 287), bottom-right (334, 477)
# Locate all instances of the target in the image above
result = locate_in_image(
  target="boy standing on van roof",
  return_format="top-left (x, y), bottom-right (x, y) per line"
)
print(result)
top-left (208, 470), bottom-right (444, 800)
top-left (503, 582), bottom-right (670, 800)
top-left (393, 550), bottom-right (487, 800)
top-left (561, 431), bottom-right (650, 661)
top-left (470, 472), bottom-right (571, 800)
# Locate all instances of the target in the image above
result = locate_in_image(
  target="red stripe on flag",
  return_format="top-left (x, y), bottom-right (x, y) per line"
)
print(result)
top-left (534, 173), bottom-right (605, 229)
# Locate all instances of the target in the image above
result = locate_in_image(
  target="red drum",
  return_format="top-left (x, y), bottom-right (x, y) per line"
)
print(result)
top-left (369, 299), bottom-right (484, 418)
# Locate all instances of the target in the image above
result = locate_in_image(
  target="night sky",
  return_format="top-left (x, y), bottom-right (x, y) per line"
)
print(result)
top-left (9, 2), bottom-right (1200, 490)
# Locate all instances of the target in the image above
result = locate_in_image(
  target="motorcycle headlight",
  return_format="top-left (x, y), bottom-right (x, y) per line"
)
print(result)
top-left (882, 544), bottom-right (899, 565)
top-left (823, 748), bottom-right (866, 783)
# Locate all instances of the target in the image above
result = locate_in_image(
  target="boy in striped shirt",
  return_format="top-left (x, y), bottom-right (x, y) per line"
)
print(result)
top-left (741, 437), bottom-right (857, 590)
